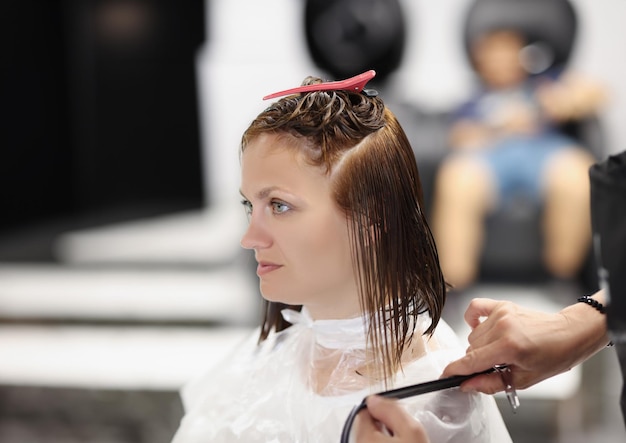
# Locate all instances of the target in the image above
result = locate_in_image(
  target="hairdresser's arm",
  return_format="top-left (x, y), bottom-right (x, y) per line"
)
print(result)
top-left (442, 291), bottom-right (611, 394)
top-left (354, 396), bottom-right (430, 443)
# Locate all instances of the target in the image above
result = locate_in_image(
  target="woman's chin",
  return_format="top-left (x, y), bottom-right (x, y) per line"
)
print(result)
top-left (260, 285), bottom-right (285, 303)
top-left (259, 289), bottom-right (290, 304)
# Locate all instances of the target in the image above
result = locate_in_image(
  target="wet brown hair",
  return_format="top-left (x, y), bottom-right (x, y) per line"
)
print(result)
top-left (241, 75), bottom-right (446, 380)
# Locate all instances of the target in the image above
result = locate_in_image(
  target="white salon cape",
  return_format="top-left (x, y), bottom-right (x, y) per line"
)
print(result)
top-left (171, 309), bottom-right (512, 442)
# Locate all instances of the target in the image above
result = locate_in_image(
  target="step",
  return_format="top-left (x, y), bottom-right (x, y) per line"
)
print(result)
top-left (0, 324), bottom-right (253, 390)
top-left (0, 264), bottom-right (259, 325)
top-left (54, 207), bottom-right (247, 265)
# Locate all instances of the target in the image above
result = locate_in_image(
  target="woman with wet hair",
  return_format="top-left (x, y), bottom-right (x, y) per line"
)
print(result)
top-left (171, 71), bottom-right (511, 442)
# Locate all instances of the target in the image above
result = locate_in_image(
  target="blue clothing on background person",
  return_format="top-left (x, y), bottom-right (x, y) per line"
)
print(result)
top-left (450, 72), bottom-right (576, 203)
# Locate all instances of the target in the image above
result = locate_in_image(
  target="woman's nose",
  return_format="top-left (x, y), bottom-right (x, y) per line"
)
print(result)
top-left (240, 215), bottom-right (271, 250)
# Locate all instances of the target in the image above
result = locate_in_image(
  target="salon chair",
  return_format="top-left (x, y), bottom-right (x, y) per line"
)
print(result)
top-left (461, 0), bottom-right (605, 289)
top-left (303, 0), bottom-right (405, 84)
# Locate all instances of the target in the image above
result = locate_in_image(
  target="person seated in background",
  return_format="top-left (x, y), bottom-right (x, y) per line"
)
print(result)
top-left (170, 71), bottom-right (511, 442)
top-left (431, 28), bottom-right (605, 290)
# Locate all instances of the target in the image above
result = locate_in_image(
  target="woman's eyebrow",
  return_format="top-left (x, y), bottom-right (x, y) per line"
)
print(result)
top-left (239, 186), bottom-right (284, 201)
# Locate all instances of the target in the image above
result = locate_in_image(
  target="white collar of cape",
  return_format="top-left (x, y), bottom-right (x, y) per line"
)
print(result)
top-left (280, 307), bottom-right (424, 351)
top-left (280, 307), bottom-right (369, 350)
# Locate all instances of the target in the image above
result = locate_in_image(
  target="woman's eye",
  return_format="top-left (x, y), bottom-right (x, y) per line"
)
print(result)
top-left (271, 200), bottom-right (290, 214)
top-left (241, 199), bottom-right (253, 218)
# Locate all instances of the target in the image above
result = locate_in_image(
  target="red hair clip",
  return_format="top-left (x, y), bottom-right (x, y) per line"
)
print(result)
top-left (263, 70), bottom-right (377, 100)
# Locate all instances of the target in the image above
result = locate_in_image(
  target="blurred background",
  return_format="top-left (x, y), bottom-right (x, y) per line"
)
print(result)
top-left (1, 0), bottom-right (625, 441)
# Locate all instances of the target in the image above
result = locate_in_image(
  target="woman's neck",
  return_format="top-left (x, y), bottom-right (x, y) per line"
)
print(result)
top-left (304, 301), bottom-right (362, 321)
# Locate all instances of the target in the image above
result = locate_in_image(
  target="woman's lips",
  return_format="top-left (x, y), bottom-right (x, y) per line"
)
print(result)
top-left (257, 262), bottom-right (282, 276)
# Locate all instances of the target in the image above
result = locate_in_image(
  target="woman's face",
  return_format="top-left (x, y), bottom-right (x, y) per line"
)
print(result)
top-left (240, 133), bottom-right (360, 320)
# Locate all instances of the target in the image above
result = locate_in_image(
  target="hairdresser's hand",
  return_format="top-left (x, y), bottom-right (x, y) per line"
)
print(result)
top-left (354, 396), bottom-right (430, 443)
top-left (442, 295), bottom-right (610, 394)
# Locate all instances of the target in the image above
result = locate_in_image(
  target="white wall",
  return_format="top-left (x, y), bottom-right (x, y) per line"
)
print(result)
top-left (198, 0), bottom-right (626, 206)
top-left (567, 0), bottom-right (626, 155)
top-left (196, 0), bottom-right (316, 207)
